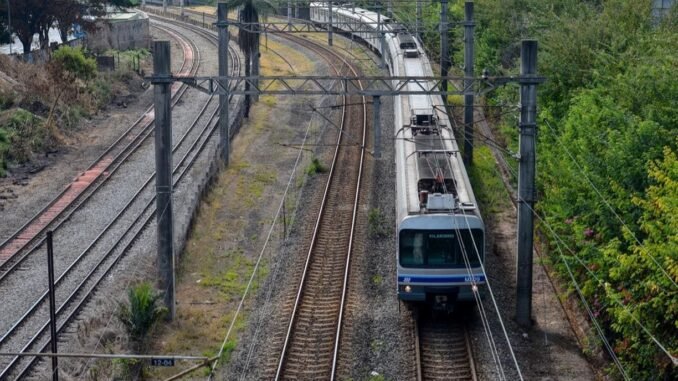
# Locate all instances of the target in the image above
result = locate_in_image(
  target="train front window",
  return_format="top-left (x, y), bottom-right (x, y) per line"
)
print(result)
top-left (399, 229), bottom-right (483, 268)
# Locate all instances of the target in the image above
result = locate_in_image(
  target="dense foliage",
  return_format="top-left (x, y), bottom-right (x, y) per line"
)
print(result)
top-left (382, 0), bottom-right (676, 378)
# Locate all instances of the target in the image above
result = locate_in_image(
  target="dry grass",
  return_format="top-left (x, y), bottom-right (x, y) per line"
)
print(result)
top-left (143, 31), bottom-right (318, 380)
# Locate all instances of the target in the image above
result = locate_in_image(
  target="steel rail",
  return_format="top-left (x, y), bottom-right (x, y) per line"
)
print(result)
top-left (0, 23), bottom-right (205, 379)
top-left (0, 21), bottom-right (209, 351)
top-left (0, 23), bottom-right (243, 380)
top-left (414, 314), bottom-right (478, 381)
top-left (273, 32), bottom-right (367, 381)
top-left (0, 24), bottom-right (196, 277)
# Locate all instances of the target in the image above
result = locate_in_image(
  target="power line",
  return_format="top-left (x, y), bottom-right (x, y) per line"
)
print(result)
top-left (522, 199), bottom-right (678, 366)
top-left (543, 119), bottom-right (677, 290)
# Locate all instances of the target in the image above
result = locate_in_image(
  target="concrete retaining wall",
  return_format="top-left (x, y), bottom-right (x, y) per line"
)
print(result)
top-left (87, 11), bottom-right (151, 52)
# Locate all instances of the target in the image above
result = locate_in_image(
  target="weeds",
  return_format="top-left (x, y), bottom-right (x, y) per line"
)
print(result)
top-left (367, 208), bottom-right (388, 238)
top-left (305, 157), bottom-right (327, 175)
top-left (0, 108), bottom-right (47, 163)
top-left (468, 145), bottom-right (511, 213)
top-left (0, 128), bottom-right (8, 176)
top-left (117, 282), bottom-right (167, 345)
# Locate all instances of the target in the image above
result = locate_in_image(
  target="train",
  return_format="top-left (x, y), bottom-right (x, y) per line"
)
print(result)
top-left (310, 2), bottom-right (486, 311)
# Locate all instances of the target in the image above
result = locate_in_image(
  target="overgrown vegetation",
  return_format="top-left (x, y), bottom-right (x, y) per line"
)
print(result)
top-left (382, 0), bottom-right (677, 378)
top-left (305, 157), bottom-right (327, 175)
top-left (0, 44), bottom-right (149, 177)
top-left (117, 282), bottom-right (167, 345)
top-left (368, 207), bottom-right (388, 238)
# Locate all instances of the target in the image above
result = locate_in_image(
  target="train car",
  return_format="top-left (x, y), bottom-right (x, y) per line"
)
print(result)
top-left (310, 2), bottom-right (486, 311)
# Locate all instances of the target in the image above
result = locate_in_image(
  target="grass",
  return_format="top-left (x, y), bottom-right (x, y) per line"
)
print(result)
top-left (0, 108), bottom-right (47, 164)
top-left (305, 157), bottom-right (327, 175)
top-left (468, 145), bottom-right (512, 213)
top-left (367, 207), bottom-right (388, 237)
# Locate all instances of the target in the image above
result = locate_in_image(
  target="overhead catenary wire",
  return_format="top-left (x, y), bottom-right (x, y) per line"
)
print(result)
top-left (417, 118), bottom-right (521, 379)
top-left (440, 137), bottom-right (524, 380)
top-left (553, 242), bottom-right (631, 380)
top-left (521, 199), bottom-right (678, 366)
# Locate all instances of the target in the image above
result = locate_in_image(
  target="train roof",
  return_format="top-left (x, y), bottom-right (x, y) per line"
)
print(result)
top-left (398, 42), bottom-right (476, 216)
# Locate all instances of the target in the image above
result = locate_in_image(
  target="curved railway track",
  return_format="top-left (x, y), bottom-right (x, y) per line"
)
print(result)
top-left (0, 21), bottom-right (243, 379)
top-left (0, 26), bottom-right (196, 270)
top-left (266, 31), bottom-right (368, 381)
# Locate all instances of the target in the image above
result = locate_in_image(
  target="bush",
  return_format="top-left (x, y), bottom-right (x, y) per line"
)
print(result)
top-left (305, 157), bottom-right (327, 175)
top-left (0, 108), bottom-right (46, 163)
top-left (117, 282), bottom-right (167, 344)
top-left (0, 128), bottom-right (9, 176)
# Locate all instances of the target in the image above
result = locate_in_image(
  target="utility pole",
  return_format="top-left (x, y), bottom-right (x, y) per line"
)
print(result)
top-left (151, 40), bottom-right (175, 320)
top-left (378, 4), bottom-right (385, 69)
top-left (217, 3), bottom-right (230, 165)
top-left (163, 0), bottom-right (167, 13)
top-left (516, 40), bottom-right (539, 328)
top-left (463, 1), bottom-right (475, 166)
top-left (328, 1), bottom-right (333, 46)
top-left (373, 96), bottom-right (381, 158)
top-left (416, 0), bottom-right (422, 41)
top-left (288, 0), bottom-right (292, 27)
top-left (387, 0), bottom-right (393, 17)
top-left (440, 0), bottom-right (449, 96)
top-left (46, 231), bottom-right (59, 381)
top-left (180, 0), bottom-right (184, 17)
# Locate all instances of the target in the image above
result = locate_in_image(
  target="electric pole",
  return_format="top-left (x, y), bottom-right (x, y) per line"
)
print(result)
top-left (516, 40), bottom-right (539, 328)
top-left (440, 0), bottom-right (449, 95)
top-left (151, 41), bottom-right (175, 320)
top-left (217, 3), bottom-right (230, 165)
top-left (463, 1), bottom-right (475, 166)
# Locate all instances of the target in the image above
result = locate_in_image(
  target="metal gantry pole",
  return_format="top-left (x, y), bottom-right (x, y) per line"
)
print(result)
top-left (516, 40), bottom-right (539, 328)
top-left (373, 95), bottom-right (382, 158)
top-left (288, 0), bottom-right (292, 27)
top-left (378, 5), bottom-right (385, 69)
top-left (217, 3), bottom-right (230, 165)
top-left (416, 0), bottom-right (422, 41)
top-left (328, 1), bottom-right (333, 46)
top-left (463, 1), bottom-right (475, 166)
top-left (151, 40), bottom-right (175, 320)
top-left (162, 0), bottom-right (167, 13)
top-left (180, 0), bottom-right (184, 17)
top-left (440, 0), bottom-right (449, 95)
top-left (46, 231), bottom-right (59, 381)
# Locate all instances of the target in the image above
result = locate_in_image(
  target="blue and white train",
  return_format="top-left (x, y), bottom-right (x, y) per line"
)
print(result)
top-left (310, 2), bottom-right (486, 310)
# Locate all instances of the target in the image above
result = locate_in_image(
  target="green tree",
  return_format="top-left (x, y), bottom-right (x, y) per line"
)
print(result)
top-left (602, 146), bottom-right (678, 380)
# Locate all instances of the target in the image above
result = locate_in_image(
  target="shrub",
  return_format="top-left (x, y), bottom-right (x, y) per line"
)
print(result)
top-left (0, 128), bottom-right (9, 176)
top-left (0, 108), bottom-right (46, 163)
top-left (117, 282), bottom-right (167, 344)
top-left (305, 157), bottom-right (327, 175)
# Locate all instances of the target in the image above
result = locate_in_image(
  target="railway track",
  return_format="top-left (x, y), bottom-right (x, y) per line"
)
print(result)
top-left (0, 27), bottom-right (196, 270)
top-left (415, 312), bottom-right (478, 381)
top-left (267, 28), bottom-right (368, 381)
top-left (0, 20), bottom-right (243, 379)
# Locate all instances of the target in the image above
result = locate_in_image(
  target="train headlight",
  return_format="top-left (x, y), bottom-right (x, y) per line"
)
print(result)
top-left (404, 285), bottom-right (412, 293)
